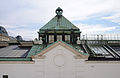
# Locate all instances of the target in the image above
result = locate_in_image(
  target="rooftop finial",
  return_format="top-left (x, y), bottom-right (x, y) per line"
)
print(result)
top-left (55, 7), bottom-right (63, 16)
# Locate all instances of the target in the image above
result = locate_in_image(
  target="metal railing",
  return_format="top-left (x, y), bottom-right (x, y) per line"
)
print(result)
top-left (81, 34), bottom-right (120, 40)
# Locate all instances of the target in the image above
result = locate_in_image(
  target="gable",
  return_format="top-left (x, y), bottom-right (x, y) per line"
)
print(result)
top-left (32, 41), bottom-right (88, 59)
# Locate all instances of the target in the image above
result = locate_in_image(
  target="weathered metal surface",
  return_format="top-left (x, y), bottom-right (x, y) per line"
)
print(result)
top-left (0, 45), bottom-right (31, 57)
top-left (39, 15), bottom-right (79, 31)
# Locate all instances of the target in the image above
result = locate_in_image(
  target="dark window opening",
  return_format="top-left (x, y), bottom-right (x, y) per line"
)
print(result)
top-left (3, 75), bottom-right (8, 78)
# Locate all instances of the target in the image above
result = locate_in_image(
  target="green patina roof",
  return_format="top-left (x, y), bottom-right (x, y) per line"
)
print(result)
top-left (39, 15), bottom-right (79, 30)
top-left (27, 41), bottom-right (88, 57)
top-left (27, 44), bottom-right (45, 57)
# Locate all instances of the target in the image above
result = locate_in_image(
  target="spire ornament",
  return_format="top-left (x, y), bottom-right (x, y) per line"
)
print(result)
top-left (56, 7), bottom-right (63, 16)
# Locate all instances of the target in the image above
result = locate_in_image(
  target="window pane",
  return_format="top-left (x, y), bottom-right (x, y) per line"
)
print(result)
top-left (49, 35), bottom-right (54, 43)
top-left (65, 35), bottom-right (70, 42)
top-left (57, 35), bottom-right (62, 41)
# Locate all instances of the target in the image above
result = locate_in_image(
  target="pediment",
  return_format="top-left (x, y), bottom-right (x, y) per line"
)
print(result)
top-left (32, 41), bottom-right (88, 59)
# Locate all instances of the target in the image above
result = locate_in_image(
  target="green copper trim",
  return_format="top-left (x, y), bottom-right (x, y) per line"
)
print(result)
top-left (0, 57), bottom-right (32, 61)
top-left (27, 45), bottom-right (40, 57)
top-left (27, 43), bottom-right (57, 57)
top-left (60, 41), bottom-right (89, 56)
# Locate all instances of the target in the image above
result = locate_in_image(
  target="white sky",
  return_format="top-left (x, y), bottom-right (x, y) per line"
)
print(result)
top-left (0, 0), bottom-right (120, 40)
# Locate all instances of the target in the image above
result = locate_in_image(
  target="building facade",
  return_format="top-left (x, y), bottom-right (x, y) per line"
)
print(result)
top-left (0, 7), bottom-right (120, 78)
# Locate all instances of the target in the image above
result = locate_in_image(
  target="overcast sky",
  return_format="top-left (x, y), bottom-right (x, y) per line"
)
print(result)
top-left (0, 0), bottom-right (120, 40)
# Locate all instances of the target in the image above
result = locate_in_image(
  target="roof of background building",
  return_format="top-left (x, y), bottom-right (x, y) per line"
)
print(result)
top-left (0, 26), bottom-right (8, 36)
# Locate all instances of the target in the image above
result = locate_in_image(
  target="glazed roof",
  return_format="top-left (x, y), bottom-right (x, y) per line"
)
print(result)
top-left (0, 45), bottom-right (30, 57)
